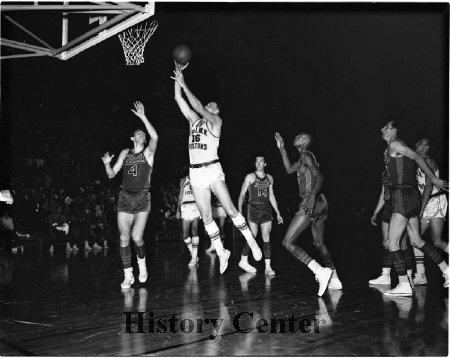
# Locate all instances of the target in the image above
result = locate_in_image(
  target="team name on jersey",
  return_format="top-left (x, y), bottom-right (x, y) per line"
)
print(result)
top-left (189, 126), bottom-right (208, 150)
top-left (125, 153), bottom-right (146, 164)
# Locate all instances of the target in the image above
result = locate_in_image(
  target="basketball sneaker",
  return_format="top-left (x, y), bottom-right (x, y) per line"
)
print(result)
top-left (72, 244), bottom-right (79, 252)
top-left (443, 270), bottom-right (449, 288)
top-left (384, 282), bottom-right (412, 297)
top-left (247, 239), bottom-right (262, 261)
top-left (218, 249), bottom-right (231, 274)
top-left (137, 257), bottom-right (148, 283)
top-left (121, 268), bottom-right (134, 289)
top-left (328, 277), bottom-right (343, 290)
top-left (315, 266), bottom-right (333, 297)
top-left (368, 273), bottom-right (391, 285)
top-left (188, 257), bottom-right (199, 267)
top-left (412, 273), bottom-right (427, 286)
top-left (93, 243), bottom-right (102, 250)
top-left (265, 267), bottom-right (276, 277)
top-left (239, 259), bottom-right (257, 273)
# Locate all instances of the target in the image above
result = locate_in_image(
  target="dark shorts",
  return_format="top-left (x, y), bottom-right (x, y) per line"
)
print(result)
top-left (382, 200), bottom-right (393, 223)
top-left (390, 186), bottom-right (421, 219)
top-left (297, 193), bottom-right (328, 223)
top-left (117, 190), bottom-right (151, 214)
top-left (247, 202), bottom-right (272, 225)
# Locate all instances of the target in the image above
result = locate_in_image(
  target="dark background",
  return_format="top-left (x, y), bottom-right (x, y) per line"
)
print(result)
top-left (1, 2), bottom-right (448, 214)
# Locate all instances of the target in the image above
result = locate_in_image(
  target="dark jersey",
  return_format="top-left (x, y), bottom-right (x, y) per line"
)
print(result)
top-left (248, 173), bottom-right (271, 204)
top-left (297, 151), bottom-right (319, 197)
top-left (121, 150), bottom-right (153, 192)
top-left (384, 148), bottom-right (417, 186)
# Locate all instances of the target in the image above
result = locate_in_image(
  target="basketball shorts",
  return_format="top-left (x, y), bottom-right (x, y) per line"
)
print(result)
top-left (390, 186), bottom-right (420, 219)
top-left (213, 205), bottom-right (227, 218)
top-left (117, 190), bottom-right (151, 214)
top-left (298, 193), bottom-right (328, 223)
top-left (422, 194), bottom-right (448, 221)
top-left (382, 199), bottom-right (393, 223)
top-left (247, 202), bottom-right (272, 225)
top-left (189, 162), bottom-right (225, 189)
top-left (181, 202), bottom-right (201, 222)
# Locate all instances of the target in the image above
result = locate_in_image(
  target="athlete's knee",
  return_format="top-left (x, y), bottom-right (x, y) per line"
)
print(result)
top-left (282, 236), bottom-right (293, 251)
top-left (119, 234), bottom-right (130, 246)
top-left (131, 233), bottom-right (144, 245)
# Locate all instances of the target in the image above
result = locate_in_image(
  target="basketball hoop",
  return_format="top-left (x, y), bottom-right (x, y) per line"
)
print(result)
top-left (118, 20), bottom-right (158, 66)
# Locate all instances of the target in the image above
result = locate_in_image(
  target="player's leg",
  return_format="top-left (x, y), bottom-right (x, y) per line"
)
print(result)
top-left (261, 220), bottom-right (275, 276)
top-left (430, 217), bottom-right (448, 252)
top-left (386, 213), bottom-right (411, 296)
top-left (118, 212), bottom-right (134, 288)
top-left (311, 221), bottom-right (342, 289)
top-left (407, 217), bottom-right (448, 288)
top-left (131, 211), bottom-right (149, 283)
top-left (412, 218), bottom-right (429, 285)
top-left (239, 221), bottom-right (258, 273)
top-left (181, 218), bottom-right (192, 256)
top-left (399, 230), bottom-right (414, 286)
top-left (191, 184), bottom-right (230, 273)
top-left (369, 222), bottom-right (392, 285)
top-left (282, 211), bottom-right (331, 296)
top-left (211, 180), bottom-right (262, 261)
top-left (188, 217), bottom-right (200, 266)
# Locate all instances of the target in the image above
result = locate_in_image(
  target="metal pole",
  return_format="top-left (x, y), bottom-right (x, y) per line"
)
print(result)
top-left (62, 1), bottom-right (69, 46)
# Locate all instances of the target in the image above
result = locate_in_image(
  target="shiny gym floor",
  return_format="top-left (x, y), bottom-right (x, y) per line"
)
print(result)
top-left (0, 221), bottom-right (448, 356)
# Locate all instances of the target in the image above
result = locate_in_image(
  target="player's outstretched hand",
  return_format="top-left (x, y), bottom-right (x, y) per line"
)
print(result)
top-left (131, 101), bottom-right (146, 120)
top-left (432, 178), bottom-right (449, 192)
top-left (274, 132), bottom-right (284, 150)
top-left (101, 152), bottom-right (114, 165)
top-left (174, 60), bottom-right (189, 71)
top-left (171, 67), bottom-right (186, 88)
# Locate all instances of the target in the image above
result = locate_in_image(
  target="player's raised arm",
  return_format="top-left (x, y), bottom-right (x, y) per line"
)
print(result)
top-left (390, 140), bottom-right (448, 191)
top-left (131, 101), bottom-right (158, 165)
top-left (275, 132), bottom-right (299, 174)
top-left (102, 149), bottom-right (129, 179)
top-left (172, 66), bottom-right (199, 126)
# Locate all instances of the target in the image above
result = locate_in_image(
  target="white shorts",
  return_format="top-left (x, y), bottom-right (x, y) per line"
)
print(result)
top-left (213, 205), bottom-right (227, 218)
top-left (189, 162), bottom-right (225, 189)
top-left (422, 194), bottom-right (448, 220)
top-left (181, 203), bottom-right (201, 222)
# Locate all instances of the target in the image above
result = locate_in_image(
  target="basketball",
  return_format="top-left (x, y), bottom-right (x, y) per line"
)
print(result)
top-left (173, 44), bottom-right (192, 65)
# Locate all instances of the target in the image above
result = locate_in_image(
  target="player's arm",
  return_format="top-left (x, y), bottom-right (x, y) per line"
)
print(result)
top-left (274, 132), bottom-right (298, 174)
top-left (420, 158), bottom-right (437, 217)
top-left (238, 174), bottom-right (253, 214)
top-left (131, 101), bottom-right (159, 166)
top-left (172, 67), bottom-right (200, 126)
top-left (268, 174), bottom-right (283, 224)
top-left (390, 140), bottom-right (448, 191)
top-left (102, 149), bottom-right (129, 179)
top-left (371, 185), bottom-right (386, 226)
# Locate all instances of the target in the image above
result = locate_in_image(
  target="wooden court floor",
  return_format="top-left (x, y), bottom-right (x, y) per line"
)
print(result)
top-left (0, 227), bottom-right (448, 356)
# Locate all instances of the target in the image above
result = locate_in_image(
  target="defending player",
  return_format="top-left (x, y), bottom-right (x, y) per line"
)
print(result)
top-left (237, 156), bottom-right (283, 276)
top-left (101, 101), bottom-right (158, 289)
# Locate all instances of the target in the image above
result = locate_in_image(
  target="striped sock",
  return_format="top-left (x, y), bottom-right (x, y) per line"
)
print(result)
top-left (135, 243), bottom-right (146, 259)
top-left (263, 242), bottom-right (271, 259)
top-left (420, 242), bottom-right (444, 265)
top-left (382, 249), bottom-right (392, 268)
top-left (204, 222), bottom-right (224, 254)
top-left (191, 236), bottom-right (199, 260)
top-left (242, 242), bottom-right (250, 256)
top-left (390, 250), bottom-right (407, 277)
top-left (231, 213), bottom-right (255, 243)
top-left (120, 245), bottom-right (132, 269)
top-left (414, 247), bottom-right (425, 274)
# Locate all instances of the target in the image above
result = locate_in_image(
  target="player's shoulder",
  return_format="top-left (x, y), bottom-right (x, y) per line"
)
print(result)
top-left (246, 172), bottom-right (256, 182)
top-left (266, 173), bottom-right (274, 182)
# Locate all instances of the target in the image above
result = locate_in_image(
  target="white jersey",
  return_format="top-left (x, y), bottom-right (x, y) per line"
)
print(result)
top-left (417, 167), bottom-right (439, 196)
top-left (181, 177), bottom-right (195, 204)
top-left (189, 119), bottom-right (220, 165)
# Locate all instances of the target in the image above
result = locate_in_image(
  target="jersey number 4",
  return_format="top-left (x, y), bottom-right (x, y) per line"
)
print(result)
top-left (128, 164), bottom-right (138, 176)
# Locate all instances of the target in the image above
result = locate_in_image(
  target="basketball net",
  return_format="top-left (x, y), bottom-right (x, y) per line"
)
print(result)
top-left (118, 20), bottom-right (158, 66)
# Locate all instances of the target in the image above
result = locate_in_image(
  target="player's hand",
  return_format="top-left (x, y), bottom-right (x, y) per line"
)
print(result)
top-left (276, 213), bottom-right (283, 224)
top-left (171, 67), bottom-right (186, 88)
top-left (370, 214), bottom-right (378, 226)
top-left (431, 178), bottom-right (449, 192)
top-left (274, 132), bottom-right (284, 150)
top-left (0, 190), bottom-right (13, 204)
top-left (101, 152), bottom-right (114, 165)
top-left (131, 101), bottom-right (146, 120)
